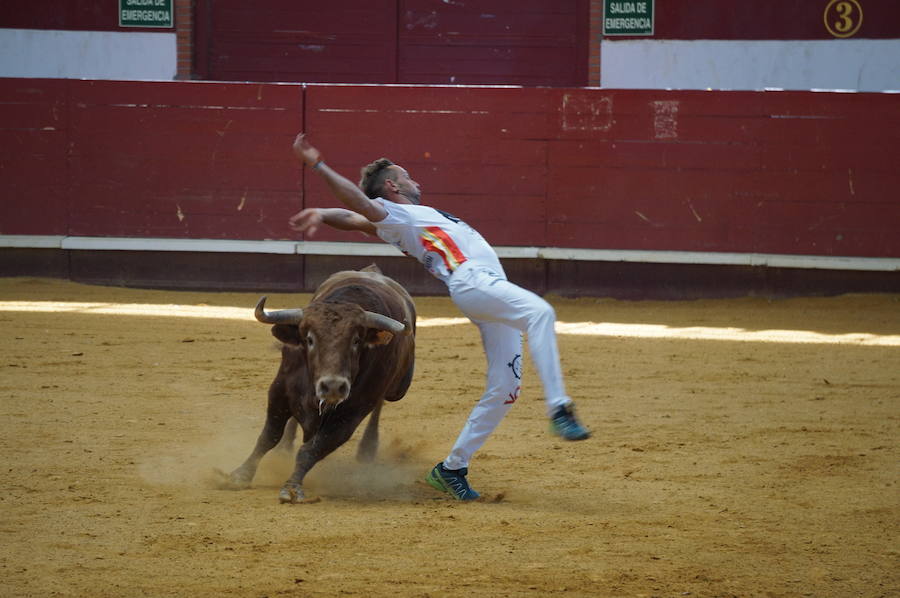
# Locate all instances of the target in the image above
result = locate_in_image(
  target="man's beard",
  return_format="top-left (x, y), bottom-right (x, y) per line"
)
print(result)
top-left (401, 189), bottom-right (421, 204)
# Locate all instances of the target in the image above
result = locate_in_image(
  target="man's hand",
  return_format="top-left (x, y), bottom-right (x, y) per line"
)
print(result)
top-left (292, 133), bottom-right (322, 167)
top-left (288, 208), bottom-right (323, 236)
top-left (290, 134), bottom-right (388, 229)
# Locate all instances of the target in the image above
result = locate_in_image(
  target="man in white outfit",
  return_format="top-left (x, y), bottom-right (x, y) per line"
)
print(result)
top-left (288, 133), bottom-right (589, 500)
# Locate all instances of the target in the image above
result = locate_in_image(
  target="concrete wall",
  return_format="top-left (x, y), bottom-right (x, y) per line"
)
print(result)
top-left (0, 0), bottom-right (194, 80)
top-left (5, 0), bottom-right (899, 91)
top-left (594, 0), bottom-right (900, 91)
top-left (600, 39), bottom-right (900, 91)
top-left (0, 28), bottom-right (176, 80)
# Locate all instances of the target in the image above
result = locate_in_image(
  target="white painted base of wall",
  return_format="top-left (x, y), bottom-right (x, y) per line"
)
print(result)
top-left (600, 39), bottom-right (900, 92)
top-left (0, 28), bottom-right (176, 81)
top-left (2, 235), bottom-right (897, 272)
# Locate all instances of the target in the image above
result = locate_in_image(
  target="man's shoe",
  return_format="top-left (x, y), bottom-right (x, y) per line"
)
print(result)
top-left (425, 462), bottom-right (480, 501)
top-left (550, 404), bottom-right (590, 440)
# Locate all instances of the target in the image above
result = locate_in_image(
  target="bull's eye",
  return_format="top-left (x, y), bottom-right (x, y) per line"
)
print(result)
top-left (306, 333), bottom-right (315, 349)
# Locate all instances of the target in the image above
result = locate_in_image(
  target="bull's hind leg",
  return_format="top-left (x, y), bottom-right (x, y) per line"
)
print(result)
top-left (356, 400), bottom-right (383, 463)
top-left (221, 392), bottom-right (291, 489)
top-left (276, 417), bottom-right (298, 453)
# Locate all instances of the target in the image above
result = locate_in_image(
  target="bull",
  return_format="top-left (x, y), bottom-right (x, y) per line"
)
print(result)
top-left (221, 265), bottom-right (415, 503)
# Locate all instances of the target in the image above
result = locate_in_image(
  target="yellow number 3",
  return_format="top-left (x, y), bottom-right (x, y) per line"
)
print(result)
top-left (824, 0), bottom-right (863, 38)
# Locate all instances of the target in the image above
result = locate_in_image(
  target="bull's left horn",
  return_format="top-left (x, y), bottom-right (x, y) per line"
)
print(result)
top-left (363, 311), bottom-right (410, 335)
top-left (254, 296), bottom-right (304, 325)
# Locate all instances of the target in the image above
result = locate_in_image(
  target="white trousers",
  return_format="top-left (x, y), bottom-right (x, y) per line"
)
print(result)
top-left (443, 264), bottom-right (572, 470)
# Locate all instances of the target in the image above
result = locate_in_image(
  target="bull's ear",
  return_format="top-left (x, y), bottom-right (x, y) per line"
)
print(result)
top-left (365, 329), bottom-right (394, 347)
top-left (271, 324), bottom-right (301, 346)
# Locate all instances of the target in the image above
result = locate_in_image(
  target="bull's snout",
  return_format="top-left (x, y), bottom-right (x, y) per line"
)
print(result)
top-left (316, 376), bottom-right (350, 403)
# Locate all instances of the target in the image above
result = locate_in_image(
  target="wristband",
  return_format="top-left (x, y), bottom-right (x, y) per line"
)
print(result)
top-left (312, 160), bottom-right (325, 170)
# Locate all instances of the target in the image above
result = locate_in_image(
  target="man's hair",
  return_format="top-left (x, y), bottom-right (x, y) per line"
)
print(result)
top-left (359, 158), bottom-right (396, 199)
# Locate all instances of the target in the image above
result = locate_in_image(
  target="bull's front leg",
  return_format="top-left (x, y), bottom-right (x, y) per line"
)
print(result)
top-left (279, 413), bottom-right (365, 504)
top-left (221, 402), bottom-right (291, 490)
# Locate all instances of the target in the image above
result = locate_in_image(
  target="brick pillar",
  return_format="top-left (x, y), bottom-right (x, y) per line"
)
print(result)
top-left (589, 0), bottom-right (603, 86)
top-left (175, 0), bottom-right (194, 79)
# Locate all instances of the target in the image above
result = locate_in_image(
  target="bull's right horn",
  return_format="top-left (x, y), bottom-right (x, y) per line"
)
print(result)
top-left (254, 296), bottom-right (304, 325)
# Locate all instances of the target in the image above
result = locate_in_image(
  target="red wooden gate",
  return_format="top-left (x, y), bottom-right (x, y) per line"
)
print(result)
top-left (194, 0), bottom-right (589, 86)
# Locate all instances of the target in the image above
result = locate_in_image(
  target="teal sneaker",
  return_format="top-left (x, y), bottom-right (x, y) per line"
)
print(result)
top-left (550, 404), bottom-right (590, 440)
top-left (425, 463), bottom-right (480, 501)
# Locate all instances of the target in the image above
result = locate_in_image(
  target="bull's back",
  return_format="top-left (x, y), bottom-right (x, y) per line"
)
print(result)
top-left (313, 270), bottom-right (416, 332)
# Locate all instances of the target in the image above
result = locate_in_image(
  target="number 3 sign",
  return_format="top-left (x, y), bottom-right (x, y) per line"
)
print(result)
top-left (824, 0), bottom-right (863, 38)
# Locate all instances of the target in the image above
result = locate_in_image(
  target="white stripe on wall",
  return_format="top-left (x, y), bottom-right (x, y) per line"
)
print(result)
top-left (600, 39), bottom-right (900, 92)
top-left (2, 235), bottom-right (897, 272)
top-left (0, 28), bottom-right (176, 80)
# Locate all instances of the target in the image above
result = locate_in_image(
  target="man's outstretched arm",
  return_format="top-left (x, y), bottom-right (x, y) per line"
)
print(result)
top-left (292, 133), bottom-right (387, 223)
top-left (289, 207), bottom-right (376, 237)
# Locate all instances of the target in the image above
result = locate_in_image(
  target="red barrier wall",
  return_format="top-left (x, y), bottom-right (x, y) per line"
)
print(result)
top-left (545, 90), bottom-right (899, 256)
top-left (1, 78), bottom-right (302, 240)
top-left (2, 78), bottom-right (898, 259)
top-left (0, 79), bottom-right (69, 236)
top-left (304, 85), bottom-right (899, 257)
top-left (67, 80), bottom-right (302, 240)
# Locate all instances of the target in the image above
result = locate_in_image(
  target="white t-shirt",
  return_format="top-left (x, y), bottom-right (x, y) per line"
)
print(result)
top-left (373, 199), bottom-right (504, 284)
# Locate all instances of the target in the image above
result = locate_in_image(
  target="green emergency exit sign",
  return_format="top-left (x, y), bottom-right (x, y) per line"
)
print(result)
top-left (603, 0), bottom-right (654, 36)
top-left (119, 0), bottom-right (174, 28)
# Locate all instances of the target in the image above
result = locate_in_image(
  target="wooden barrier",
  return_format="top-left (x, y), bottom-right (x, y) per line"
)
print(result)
top-left (304, 85), bottom-right (900, 258)
top-left (68, 80), bottom-right (303, 240)
top-left (1, 78), bottom-right (898, 295)
top-left (0, 79), bottom-right (69, 236)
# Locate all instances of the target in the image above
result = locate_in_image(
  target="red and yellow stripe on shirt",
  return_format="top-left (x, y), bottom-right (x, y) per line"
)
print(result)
top-left (420, 226), bottom-right (467, 272)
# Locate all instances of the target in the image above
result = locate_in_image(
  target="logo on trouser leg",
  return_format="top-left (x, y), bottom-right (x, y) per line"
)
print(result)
top-left (505, 354), bottom-right (522, 404)
top-left (505, 385), bottom-right (520, 405)
top-left (507, 354), bottom-right (522, 380)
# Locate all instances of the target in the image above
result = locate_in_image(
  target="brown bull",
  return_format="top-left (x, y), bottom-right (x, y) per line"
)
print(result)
top-left (222, 265), bottom-right (416, 503)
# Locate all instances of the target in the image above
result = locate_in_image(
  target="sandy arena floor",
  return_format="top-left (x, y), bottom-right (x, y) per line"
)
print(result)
top-left (0, 276), bottom-right (897, 597)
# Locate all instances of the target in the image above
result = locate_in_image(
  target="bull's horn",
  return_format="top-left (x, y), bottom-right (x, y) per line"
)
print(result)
top-left (254, 296), bottom-right (304, 325)
top-left (363, 311), bottom-right (410, 335)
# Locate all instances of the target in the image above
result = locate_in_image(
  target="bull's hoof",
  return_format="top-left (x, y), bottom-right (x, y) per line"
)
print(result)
top-left (213, 467), bottom-right (252, 490)
top-left (279, 484), bottom-right (305, 504)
